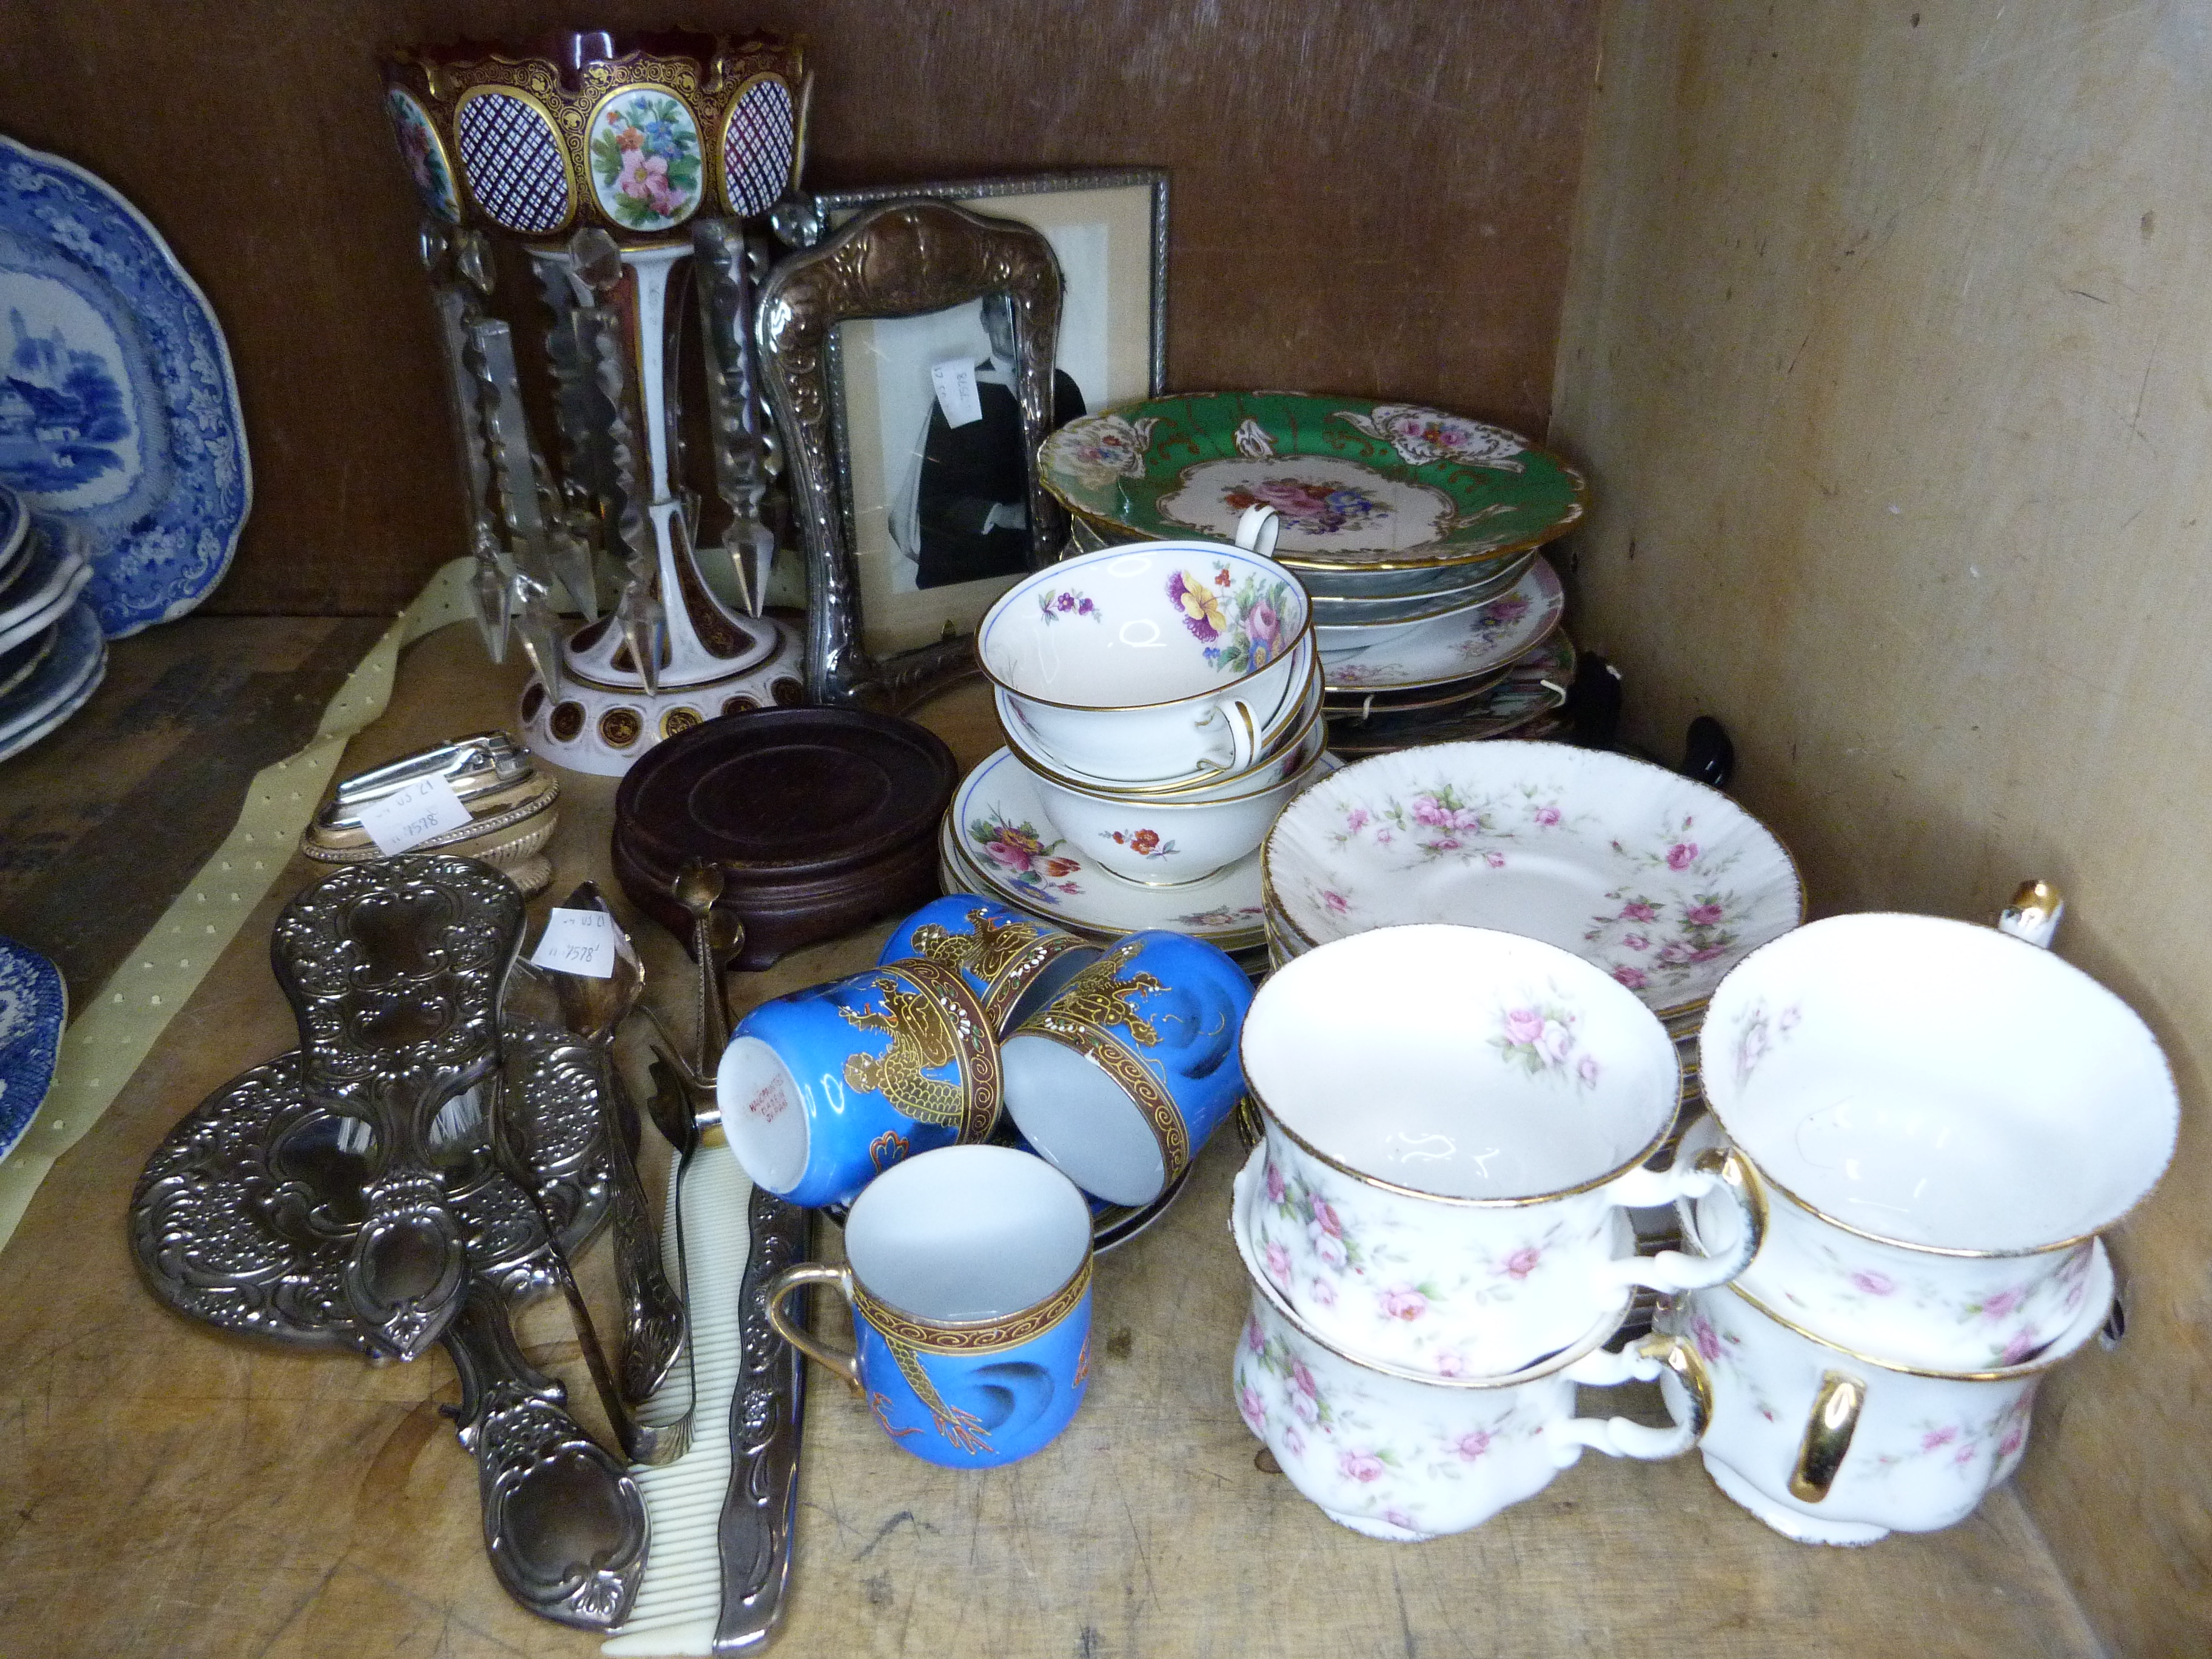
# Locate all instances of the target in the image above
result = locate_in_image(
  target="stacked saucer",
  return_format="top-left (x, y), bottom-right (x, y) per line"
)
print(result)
top-left (0, 497), bottom-right (104, 765)
top-left (1261, 740), bottom-right (1804, 1105)
top-left (953, 541), bottom-right (1332, 974)
top-left (1038, 393), bottom-right (1586, 756)
top-left (614, 706), bottom-right (957, 970)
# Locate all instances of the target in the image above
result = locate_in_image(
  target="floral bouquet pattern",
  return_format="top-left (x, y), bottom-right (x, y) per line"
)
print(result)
top-left (1167, 560), bottom-right (1297, 677)
top-left (591, 91), bottom-right (703, 230)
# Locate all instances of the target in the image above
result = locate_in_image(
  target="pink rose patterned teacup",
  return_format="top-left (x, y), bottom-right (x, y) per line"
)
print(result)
top-left (1240, 925), bottom-right (1765, 1377)
top-left (1658, 1242), bottom-right (2111, 1545)
top-left (1230, 1173), bottom-right (1713, 1542)
top-left (1694, 912), bottom-right (2175, 1371)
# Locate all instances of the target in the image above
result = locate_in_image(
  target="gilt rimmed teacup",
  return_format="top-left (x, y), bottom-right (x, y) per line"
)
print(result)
top-left (1240, 924), bottom-right (1763, 1376)
top-left (718, 955), bottom-right (1002, 1209)
top-left (765, 1145), bottom-right (1094, 1468)
top-left (1028, 740), bottom-right (1330, 886)
top-left (979, 539), bottom-right (1313, 786)
top-left (1694, 912), bottom-right (2175, 1364)
top-left (1230, 1153), bottom-right (1713, 1541)
top-left (1002, 930), bottom-right (1253, 1207)
top-left (1657, 1243), bottom-right (2111, 1545)
top-left (877, 894), bottom-right (1101, 1037)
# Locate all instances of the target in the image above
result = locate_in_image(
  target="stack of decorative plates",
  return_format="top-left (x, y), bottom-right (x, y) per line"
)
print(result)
top-left (0, 494), bottom-right (105, 764)
top-left (613, 708), bottom-right (957, 969)
top-left (1040, 391), bottom-right (1587, 755)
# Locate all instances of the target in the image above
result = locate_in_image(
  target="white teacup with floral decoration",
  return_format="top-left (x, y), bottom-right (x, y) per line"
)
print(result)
top-left (979, 540), bottom-right (1313, 786)
top-left (1657, 1244), bottom-right (2111, 1546)
top-left (1676, 1116), bottom-right (2099, 1372)
top-left (1230, 1155), bottom-right (1714, 1542)
top-left (1695, 912), bottom-right (2175, 1371)
top-left (1240, 924), bottom-right (1765, 1377)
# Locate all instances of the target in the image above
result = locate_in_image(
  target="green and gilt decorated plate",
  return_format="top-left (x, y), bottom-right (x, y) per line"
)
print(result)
top-left (1039, 392), bottom-right (1587, 575)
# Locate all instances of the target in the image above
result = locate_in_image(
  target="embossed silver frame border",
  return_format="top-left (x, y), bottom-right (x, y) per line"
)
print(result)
top-left (755, 198), bottom-right (1067, 706)
top-left (811, 170), bottom-right (1168, 579)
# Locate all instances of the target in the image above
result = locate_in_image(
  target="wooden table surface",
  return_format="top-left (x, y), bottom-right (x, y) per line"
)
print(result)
top-left (0, 622), bottom-right (2104, 1658)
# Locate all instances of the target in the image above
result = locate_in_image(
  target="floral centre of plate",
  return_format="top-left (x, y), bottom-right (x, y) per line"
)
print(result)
top-left (1156, 457), bottom-right (1453, 555)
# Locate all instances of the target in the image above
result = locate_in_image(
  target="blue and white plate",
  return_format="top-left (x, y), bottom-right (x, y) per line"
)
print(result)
top-left (0, 612), bottom-right (57, 701)
top-left (0, 479), bottom-right (24, 577)
top-left (0, 596), bottom-right (102, 761)
top-left (0, 935), bottom-right (65, 1165)
top-left (0, 134), bottom-right (250, 636)
top-left (0, 521), bottom-right (88, 655)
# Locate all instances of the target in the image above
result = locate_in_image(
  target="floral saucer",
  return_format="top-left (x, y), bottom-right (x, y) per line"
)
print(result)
top-left (0, 934), bottom-right (65, 1164)
top-left (1324, 634), bottom-right (1574, 756)
top-left (1321, 558), bottom-right (1562, 693)
top-left (1040, 392), bottom-right (1584, 580)
top-left (945, 747), bottom-right (1268, 948)
top-left (1264, 740), bottom-right (1801, 1018)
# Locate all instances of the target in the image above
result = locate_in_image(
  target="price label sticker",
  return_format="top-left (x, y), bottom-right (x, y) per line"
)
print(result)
top-left (930, 358), bottom-right (983, 427)
top-left (531, 907), bottom-right (617, 979)
top-left (357, 773), bottom-right (474, 857)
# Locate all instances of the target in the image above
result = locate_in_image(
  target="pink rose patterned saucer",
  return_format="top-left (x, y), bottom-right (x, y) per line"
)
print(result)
top-left (1264, 740), bottom-right (1801, 1019)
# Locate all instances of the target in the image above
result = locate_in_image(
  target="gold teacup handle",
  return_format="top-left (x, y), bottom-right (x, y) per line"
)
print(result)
top-left (1602, 1145), bottom-right (1768, 1292)
top-left (1789, 1369), bottom-right (1866, 1502)
top-left (763, 1262), bottom-right (863, 1396)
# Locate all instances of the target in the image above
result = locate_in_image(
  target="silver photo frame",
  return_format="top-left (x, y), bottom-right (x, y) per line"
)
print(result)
top-left (806, 170), bottom-right (1168, 659)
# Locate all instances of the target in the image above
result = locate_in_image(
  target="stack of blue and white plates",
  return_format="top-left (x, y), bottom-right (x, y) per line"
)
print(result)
top-left (0, 484), bottom-right (106, 764)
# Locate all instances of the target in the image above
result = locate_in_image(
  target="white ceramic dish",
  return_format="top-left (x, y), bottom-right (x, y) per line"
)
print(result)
top-left (944, 748), bottom-right (1269, 945)
top-left (1696, 912), bottom-right (2177, 1255)
top-left (996, 656), bottom-right (1324, 802)
top-left (1027, 742), bottom-right (1327, 886)
top-left (1659, 1243), bottom-right (2111, 1545)
top-left (1265, 740), bottom-right (1802, 1018)
top-left (1319, 558), bottom-right (1563, 692)
top-left (979, 540), bottom-right (1313, 785)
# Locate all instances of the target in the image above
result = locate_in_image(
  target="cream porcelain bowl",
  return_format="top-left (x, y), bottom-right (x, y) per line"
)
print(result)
top-left (980, 540), bottom-right (1313, 785)
top-left (995, 657), bottom-right (1324, 803)
top-left (1027, 742), bottom-right (1329, 886)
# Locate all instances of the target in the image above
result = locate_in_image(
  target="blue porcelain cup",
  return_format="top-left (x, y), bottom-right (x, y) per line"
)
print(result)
top-left (765, 1144), bottom-right (1094, 1467)
top-left (717, 955), bottom-right (1002, 1209)
top-left (1002, 928), bottom-right (1255, 1207)
top-left (877, 893), bottom-right (1102, 1036)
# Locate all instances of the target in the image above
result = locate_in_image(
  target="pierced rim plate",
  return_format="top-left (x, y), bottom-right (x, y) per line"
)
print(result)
top-left (1320, 557), bottom-right (1563, 693)
top-left (1039, 392), bottom-right (1585, 574)
top-left (0, 933), bottom-right (65, 1164)
top-left (1264, 739), bottom-right (1802, 1019)
top-left (0, 135), bottom-right (251, 637)
top-left (944, 748), bottom-right (1268, 946)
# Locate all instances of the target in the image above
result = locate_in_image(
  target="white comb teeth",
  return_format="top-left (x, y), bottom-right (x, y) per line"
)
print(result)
top-left (603, 1148), bottom-right (752, 1657)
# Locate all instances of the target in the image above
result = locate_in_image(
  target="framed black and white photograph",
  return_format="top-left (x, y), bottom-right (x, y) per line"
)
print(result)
top-left (817, 169), bottom-right (1167, 654)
